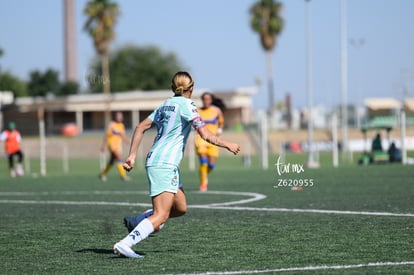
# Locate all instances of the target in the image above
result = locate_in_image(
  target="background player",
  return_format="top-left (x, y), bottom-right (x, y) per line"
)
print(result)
top-left (1, 122), bottom-right (24, 177)
top-left (113, 71), bottom-right (240, 258)
top-left (196, 92), bottom-right (225, 191)
top-left (99, 111), bottom-right (130, 181)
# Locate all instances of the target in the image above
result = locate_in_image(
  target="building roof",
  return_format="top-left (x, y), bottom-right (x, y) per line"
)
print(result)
top-left (14, 87), bottom-right (258, 112)
top-left (404, 98), bottom-right (414, 113)
top-left (364, 98), bottom-right (401, 111)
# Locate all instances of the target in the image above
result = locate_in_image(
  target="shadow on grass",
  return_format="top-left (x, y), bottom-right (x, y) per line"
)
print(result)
top-left (76, 248), bottom-right (115, 255)
top-left (76, 248), bottom-right (149, 258)
top-left (76, 247), bottom-right (178, 257)
top-left (141, 249), bottom-right (178, 253)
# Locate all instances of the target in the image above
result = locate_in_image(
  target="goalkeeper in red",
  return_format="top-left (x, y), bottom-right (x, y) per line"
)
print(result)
top-left (1, 122), bottom-right (24, 177)
top-left (113, 71), bottom-right (240, 258)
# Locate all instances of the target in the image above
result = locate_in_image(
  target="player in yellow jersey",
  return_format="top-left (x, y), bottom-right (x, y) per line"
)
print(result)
top-left (99, 112), bottom-right (130, 181)
top-left (196, 92), bottom-right (225, 191)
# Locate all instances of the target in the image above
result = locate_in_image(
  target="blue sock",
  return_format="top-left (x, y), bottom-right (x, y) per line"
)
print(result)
top-left (208, 163), bottom-right (215, 173)
top-left (134, 209), bottom-right (153, 224)
top-left (200, 157), bottom-right (208, 164)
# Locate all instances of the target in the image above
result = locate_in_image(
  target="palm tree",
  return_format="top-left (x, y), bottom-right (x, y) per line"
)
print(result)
top-left (84, 0), bottom-right (119, 125)
top-left (250, 0), bottom-right (284, 116)
top-left (0, 48), bottom-right (3, 71)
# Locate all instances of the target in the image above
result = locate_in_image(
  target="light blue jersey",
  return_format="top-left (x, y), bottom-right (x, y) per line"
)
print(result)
top-left (146, 96), bottom-right (205, 167)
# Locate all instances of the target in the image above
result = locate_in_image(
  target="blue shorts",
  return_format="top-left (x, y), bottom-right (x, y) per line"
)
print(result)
top-left (146, 165), bottom-right (182, 197)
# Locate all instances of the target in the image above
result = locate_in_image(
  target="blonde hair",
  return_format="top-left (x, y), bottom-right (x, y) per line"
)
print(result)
top-left (171, 71), bottom-right (194, 95)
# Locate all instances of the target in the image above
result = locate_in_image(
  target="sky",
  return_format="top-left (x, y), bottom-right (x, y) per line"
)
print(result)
top-left (0, 0), bottom-right (413, 109)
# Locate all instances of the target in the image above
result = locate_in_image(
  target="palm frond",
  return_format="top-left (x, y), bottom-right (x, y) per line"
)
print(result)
top-left (83, 0), bottom-right (119, 55)
top-left (249, 0), bottom-right (284, 51)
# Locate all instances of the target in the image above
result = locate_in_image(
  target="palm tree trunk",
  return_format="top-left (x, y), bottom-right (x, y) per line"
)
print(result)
top-left (266, 50), bottom-right (274, 117)
top-left (101, 54), bottom-right (111, 126)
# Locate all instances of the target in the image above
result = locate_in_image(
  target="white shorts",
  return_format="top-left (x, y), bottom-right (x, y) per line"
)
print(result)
top-left (146, 165), bottom-right (182, 197)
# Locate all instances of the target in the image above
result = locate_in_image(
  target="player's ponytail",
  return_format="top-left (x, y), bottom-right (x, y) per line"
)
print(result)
top-left (171, 71), bottom-right (194, 96)
top-left (174, 86), bottom-right (185, 95)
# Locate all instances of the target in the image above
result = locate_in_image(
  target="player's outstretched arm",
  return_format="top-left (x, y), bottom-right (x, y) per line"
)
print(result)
top-left (197, 126), bottom-right (240, 155)
top-left (123, 118), bottom-right (153, 171)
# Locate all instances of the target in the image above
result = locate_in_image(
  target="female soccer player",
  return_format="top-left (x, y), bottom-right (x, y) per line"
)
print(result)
top-left (0, 122), bottom-right (24, 177)
top-left (113, 71), bottom-right (240, 258)
top-left (196, 92), bottom-right (225, 191)
top-left (99, 112), bottom-right (130, 181)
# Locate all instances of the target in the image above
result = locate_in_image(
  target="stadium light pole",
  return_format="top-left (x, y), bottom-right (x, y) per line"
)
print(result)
top-left (305, 0), bottom-right (318, 168)
top-left (349, 38), bottom-right (365, 128)
top-left (38, 107), bottom-right (46, 176)
top-left (401, 103), bottom-right (407, 165)
top-left (340, 0), bottom-right (350, 162)
top-left (256, 77), bottom-right (269, 170)
top-left (400, 69), bottom-right (413, 165)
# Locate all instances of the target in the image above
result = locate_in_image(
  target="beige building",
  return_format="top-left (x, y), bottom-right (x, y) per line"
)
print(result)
top-left (364, 97), bottom-right (414, 127)
top-left (3, 88), bottom-right (257, 135)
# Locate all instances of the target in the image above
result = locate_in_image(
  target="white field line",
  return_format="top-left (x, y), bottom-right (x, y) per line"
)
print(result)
top-left (190, 205), bottom-right (414, 217)
top-left (0, 190), bottom-right (412, 217)
top-left (0, 191), bottom-right (148, 196)
top-left (0, 199), bottom-right (152, 208)
top-left (0, 199), bottom-right (413, 218)
top-left (166, 261), bottom-right (414, 275)
top-left (192, 191), bottom-right (267, 206)
top-left (0, 191), bottom-right (266, 208)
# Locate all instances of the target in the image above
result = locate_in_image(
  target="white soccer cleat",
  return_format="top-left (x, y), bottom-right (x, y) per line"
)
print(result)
top-left (16, 164), bottom-right (24, 177)
top-left (113, 242), bottom-right (144, 259)
top-left (121, 175), bottom-right (131, 182)
top-left (10, 169), bottom-right (16, 178)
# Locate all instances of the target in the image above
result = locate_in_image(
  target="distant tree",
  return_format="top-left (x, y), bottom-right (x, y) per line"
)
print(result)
top-left (0, 72), bottom-right (28, 97)
top-left (250, 0), bottom-right (284, 114)
top-left (0, 47), bottom-right (4, 71)
top-left (58, 80), bottom-right (79, 96)
top-left (27, 68), bottom-right (80, 97)
top-left (88, 45), bottom-right (183, 93)
top-left (0, 48), bottom-right (27, 97)
top-left (27, 69), bottom-right (60, 97)
top-left (0, 49), bottom-right (78, 98)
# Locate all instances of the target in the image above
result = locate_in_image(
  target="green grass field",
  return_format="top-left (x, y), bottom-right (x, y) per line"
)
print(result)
top-left (0, 154), bottom-right (413, 274)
